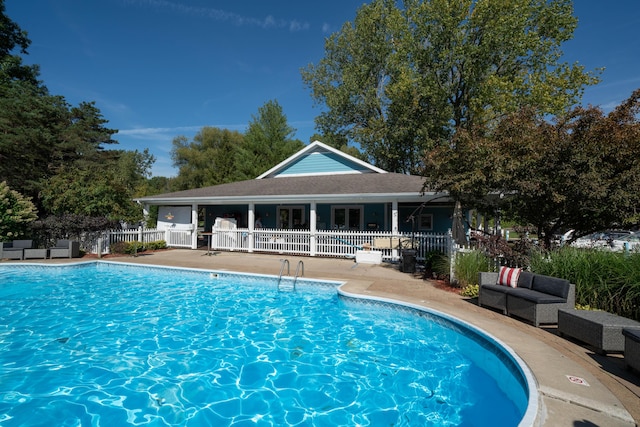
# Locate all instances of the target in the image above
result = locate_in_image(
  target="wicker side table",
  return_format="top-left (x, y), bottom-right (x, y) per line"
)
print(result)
top-left (558, 309), bottom-right (640, 354)
top-left (23, 248), bottom-right (48, 260)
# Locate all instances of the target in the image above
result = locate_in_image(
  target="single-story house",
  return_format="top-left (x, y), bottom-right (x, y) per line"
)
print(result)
top-left (135, 141), bottom-right (466, 260)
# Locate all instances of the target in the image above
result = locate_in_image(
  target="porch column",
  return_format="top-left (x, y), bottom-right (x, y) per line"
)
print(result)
top-left (191, 204), bottom-right (198, 249)
top-left (310, 202), bottom-right (317, 256)
top-left (392, 201), bottom-right (399, 260)
top-left (248, 203), bottom-right (255, 253)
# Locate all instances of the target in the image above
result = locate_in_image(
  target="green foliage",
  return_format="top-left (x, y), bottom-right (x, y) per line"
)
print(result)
top-left (460, 284), bottom-right (479, 299)
top-left (170, 100), bottom-right (303, 189)
top-left (530, 247), bottom-right (640, 321)
top-left (235, 100), bottom-right (304, 180)
top-left (109, 240), bottom-right (166, 255)
top-left (0, 181), bottom-right (37, 240)
top-left (171, 128), bottom-right (245, 191)
top-left (454, 250), bottom-right (491, 287)
top-left (426, 91), bottom-right (640, 246)
top-left (109, 240), bottom-right (144, 255)
top-left (146, 240), bottom-right (167, 250)
top-left (1, 3), bottom-right (151, 220)
top-left (30, 214), bottom-right (119, 248)
top-left (109, 241), bottom-right (130, 255)
top-left (302, 0), bottom-right (598, 173)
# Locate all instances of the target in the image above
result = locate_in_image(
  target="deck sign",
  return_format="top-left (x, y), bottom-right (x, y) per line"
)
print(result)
top-left (566, 375), bottom-right (590, 386)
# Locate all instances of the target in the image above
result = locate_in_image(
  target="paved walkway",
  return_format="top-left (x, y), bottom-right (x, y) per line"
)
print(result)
top-left (17, 249), bottom-right (640, 426)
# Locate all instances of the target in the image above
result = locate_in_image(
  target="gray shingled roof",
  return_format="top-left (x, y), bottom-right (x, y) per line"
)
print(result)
top-left (136, 173), bottom-right (441, 203)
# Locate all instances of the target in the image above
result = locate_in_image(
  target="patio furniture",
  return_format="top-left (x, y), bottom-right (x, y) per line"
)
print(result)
top-left (49, 240), bottom-right (80, 259)
top-left (622, 328), bottom-right (640, 373)
top-left (0, 240), bottom-right (33, 260)
top-left (478, 269), bottom-right (575, 327)
top-left (558, 309), bottom-right (640, 354)
top-left (23, 248), bottom-right (48, 259)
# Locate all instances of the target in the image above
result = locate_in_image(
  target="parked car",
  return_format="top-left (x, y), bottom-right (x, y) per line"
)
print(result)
top-left (571, 230), bottom-right (635, 250)
top-left (609, 234), bottom-right (640, 252)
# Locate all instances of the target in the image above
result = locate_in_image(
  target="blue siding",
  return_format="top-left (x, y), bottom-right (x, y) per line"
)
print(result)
top-left (276, 152), bottom-right (370, 176)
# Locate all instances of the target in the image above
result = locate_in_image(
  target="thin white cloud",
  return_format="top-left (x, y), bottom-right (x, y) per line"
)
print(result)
top-left (118, 126), bottom-right (201, 141)
top-left (123, 0), bottom-right (310, 32)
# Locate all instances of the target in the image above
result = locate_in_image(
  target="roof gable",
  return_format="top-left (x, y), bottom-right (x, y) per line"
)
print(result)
top-left (256, 140), bottom-right (387, 179)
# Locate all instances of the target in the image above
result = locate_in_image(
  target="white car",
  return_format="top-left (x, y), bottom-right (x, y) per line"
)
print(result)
top-left (571, 230), bottom-right (634, 250)
top-left (609, 234), bottom-right (640, 252)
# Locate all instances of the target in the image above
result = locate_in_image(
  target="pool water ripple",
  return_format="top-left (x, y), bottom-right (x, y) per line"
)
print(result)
top-left (0, 262), bottom-right (528, 426)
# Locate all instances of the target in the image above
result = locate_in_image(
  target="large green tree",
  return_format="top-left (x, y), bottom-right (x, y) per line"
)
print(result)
top-left (171, 127), bottom-right (245, 191)
top-left (0, 1), bottom-right (149, 222)
top-left (302, 0), bottom-right (599, 174)
top-left (234, 100), bottom-right (304, 180)
top-left (424, 89), bottom-right (640, 247)
top-left (40, 148), bottom-right (154, 221)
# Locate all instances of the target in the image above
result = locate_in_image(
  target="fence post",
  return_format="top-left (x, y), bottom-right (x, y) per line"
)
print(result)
top-left (448, 232), bottom-right (457, 284)
top-left (138, 226), bottom-right (143, 243)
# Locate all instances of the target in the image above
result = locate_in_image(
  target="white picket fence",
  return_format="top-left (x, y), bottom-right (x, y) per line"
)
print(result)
top-left (87, 226), bottom-right (454, 262)
top-left (211, 228), bottom-right (453, 261)
top-left (86, 227), bottom-right (192, 254)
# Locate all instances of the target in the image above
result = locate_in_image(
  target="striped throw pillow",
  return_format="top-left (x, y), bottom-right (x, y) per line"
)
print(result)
top-left (497, 266), bottom-right (521, 288)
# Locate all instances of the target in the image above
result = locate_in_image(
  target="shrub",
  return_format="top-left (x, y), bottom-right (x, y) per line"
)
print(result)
top-left (0, 181), bottom-right (38, 241)
top-left (453, 249), bottom-right (491, 287)
top-left (110, 241), bottom-right (145, 255)
top-left (126, 241), bottom-right (145, 254)
top-left (110, 241), bottom-right (129, 254)
top-left (530, 247), bottom-right (640, 321)
top-left (146, 240), bottom-right (167, 250)
top-left (460, 284), bottom-right (479, 298)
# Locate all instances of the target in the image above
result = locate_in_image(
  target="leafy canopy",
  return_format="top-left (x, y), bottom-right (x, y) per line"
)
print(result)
top-left (424, 89), bottom-right (640, 247)
top-left (0, 0), bottom-right (154, 222)
top-left (171, 100), bottom-right (303, 189)
top-left (0, 181), bottom-right (37, 241)
top-left (302, 0), bottom-right (599, 173)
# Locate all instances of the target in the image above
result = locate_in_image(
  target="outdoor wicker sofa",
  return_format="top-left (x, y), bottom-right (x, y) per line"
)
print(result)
top-left (478, 269), bottom-right (575, 327)
top-left (0, 239), bottom-right (33, 260)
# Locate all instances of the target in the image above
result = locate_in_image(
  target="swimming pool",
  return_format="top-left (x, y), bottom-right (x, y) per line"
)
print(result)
top-left (0, 261), bottom-right (536, 426)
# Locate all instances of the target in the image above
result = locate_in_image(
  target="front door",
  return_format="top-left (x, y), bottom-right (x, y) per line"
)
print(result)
top-left (332, 206), bottom-right (363, 230)
top-left (278, 206), bottom-right (305, 229)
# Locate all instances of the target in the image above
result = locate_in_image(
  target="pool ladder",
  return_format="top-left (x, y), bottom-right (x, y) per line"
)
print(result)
top-left (277, 259), bottom-right (304, 291)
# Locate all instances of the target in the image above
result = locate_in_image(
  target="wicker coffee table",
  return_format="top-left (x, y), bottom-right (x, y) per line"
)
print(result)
top-left (558, 309), bottom-right (640, 354)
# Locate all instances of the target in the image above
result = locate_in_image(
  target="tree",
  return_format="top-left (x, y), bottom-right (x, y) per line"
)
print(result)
top-left (0, 2), bottom-right (122, 214)
top-left (171, 127), bottom-right (245, 191)
top-left (302, 0), bottom-right (599, 174)
top-left (234, 100), bottom-right (304, 180)
top-left (0, 181), bottom-right (37, 240)
top-left (424, 89), bottom-right (640, 247)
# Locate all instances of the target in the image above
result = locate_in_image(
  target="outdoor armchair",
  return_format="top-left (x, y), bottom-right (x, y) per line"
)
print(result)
top-left (49, 239), bottom-right (80, 259)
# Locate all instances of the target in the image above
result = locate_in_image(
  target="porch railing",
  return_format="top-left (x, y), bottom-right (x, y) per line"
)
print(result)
top-left (211, 228), bottom-right (453, 261)
top-left (84, 226), bottom-right (453, 262)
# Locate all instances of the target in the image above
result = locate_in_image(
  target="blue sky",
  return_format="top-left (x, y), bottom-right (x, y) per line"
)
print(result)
top-left (6, 0), bottom-right (640, 177)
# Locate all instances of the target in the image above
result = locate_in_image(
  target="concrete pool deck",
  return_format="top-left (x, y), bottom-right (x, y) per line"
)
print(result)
top-left (19, 249), bottom-right (640, 426)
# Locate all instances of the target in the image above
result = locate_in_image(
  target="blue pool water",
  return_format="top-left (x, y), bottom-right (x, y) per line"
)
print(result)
top-left (0, 262), bottom-right (532, 426)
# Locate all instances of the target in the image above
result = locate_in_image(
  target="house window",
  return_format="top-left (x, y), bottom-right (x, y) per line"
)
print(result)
top-left (418, 214), bottom-right (433, 231)
top-left (331, 205), bottom-right (363, 230)
top-left (278, 206), bottom-right (305, 229)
